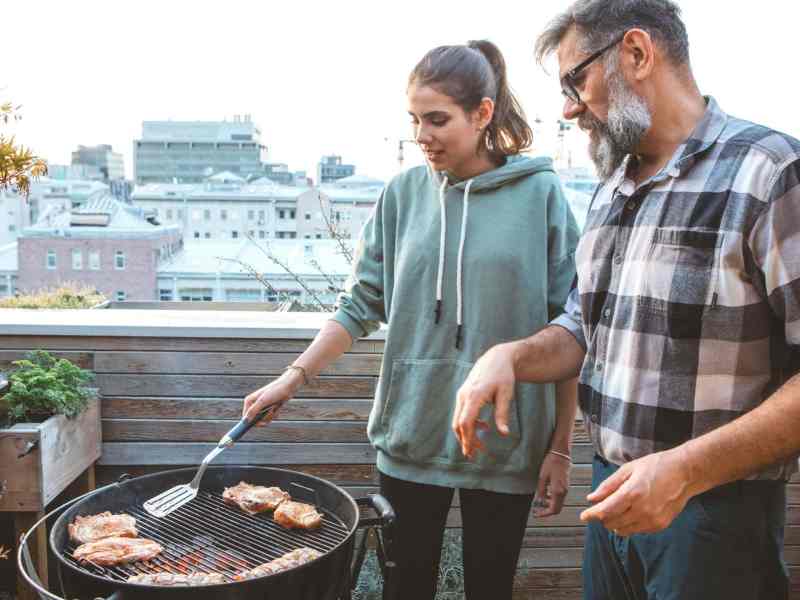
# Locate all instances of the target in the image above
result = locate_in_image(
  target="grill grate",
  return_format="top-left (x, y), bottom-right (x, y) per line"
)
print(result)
top-left (62, 490), bottom-right (350, 584)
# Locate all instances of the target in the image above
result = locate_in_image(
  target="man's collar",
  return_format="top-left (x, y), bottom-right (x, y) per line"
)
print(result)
top-left (608, 95), bottom-right (728, 190)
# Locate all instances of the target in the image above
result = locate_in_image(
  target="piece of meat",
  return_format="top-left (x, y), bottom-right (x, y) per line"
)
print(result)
top-left (222, 482), bottom-right (291, 515)
top-left (236, 548), bottom-right (322, 580)
top-left (127, 572), bottom-right (227, 586)
top-left (73, 537), bottom-right (163, 566)
top-left (273, 500), bottom-right (323, 530)
top-left (68, 512), bottom-right (137, 544)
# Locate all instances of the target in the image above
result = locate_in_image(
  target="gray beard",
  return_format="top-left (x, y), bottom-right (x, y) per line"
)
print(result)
top-left (581, 67), bottom-right (652, 180)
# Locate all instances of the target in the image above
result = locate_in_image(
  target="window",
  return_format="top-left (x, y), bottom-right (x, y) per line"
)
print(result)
top-left (89, 250), bottom-right (100, 270)
top-left (159, 289), bottom-right (173, 301)
top-left (177, 208), bottom-right (184, 220)
top-left (192, 209), bottom-right (202, 222)
top-left (204, 232), bottom-right (211, 239)
top-left (289, 232), bottom-right (297, 239)
top-left (179, 288), bottom-right (213, 302)
top-left (194, 231), bottom-right (200, 239)
top-left (46, 250), bottom-right (56, 269)
top-left (248, 210), bottom-right (255, 221)
top-left (248, 230), bottom-right (254, 237)
top-left (72, 249), bottom-right (83, 270)
top-left (220, 209), bottom-right (228, 221)
top-left (259, 230), bottom-right (266, 239)
top-left (315, 233), bottom-right (322, 239)
top-left (225, 289), bottom-right (261, 302)
top-left (305, 212), bottom-right (311, 220)
top-left (115, 251), bottom-right (126, 270)
top-left (304, 234), bottom-right (311, 239)
top-left (166, 209), bottom-right (173, 219)
top-left (116, 291), bottom-right (126, 302)
top-left (232, 231), bottom-right (239, 239)
top-left (8, 224), bottom-right (15, 232)
top-left (279, 210), bottom-right (285, 219)
top-left (258, 209), bottom-right (265, 221)
top-left (290, 210), bottom-right (296, 219)
top-left (277, 232), bottom-right (285, 239)
top-left (204, 209), bottom-right (211, 221)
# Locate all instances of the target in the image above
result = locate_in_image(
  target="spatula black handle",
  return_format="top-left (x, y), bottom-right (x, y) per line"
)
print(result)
top-left (219, 403), bottom-right (279, 448)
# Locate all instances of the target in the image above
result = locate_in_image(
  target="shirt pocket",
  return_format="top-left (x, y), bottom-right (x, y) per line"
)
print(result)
top-left (639, 228), bottom-right (721, 311)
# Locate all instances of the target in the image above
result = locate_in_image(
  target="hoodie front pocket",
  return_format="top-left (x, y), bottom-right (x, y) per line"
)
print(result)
top-left (381, 358), bottom-right (521, 465)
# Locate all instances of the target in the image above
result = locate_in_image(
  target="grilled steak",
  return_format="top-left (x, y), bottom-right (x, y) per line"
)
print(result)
top-left (236, 548), bottom-right (322, 580)
top-left (73, 537), bottom-right (163, 566)
top-left (273, 500), bottom-right (323, 530)
top-left (68, 512), bottom-right (137, 544)
top-left (127, 572), bottom-right (227, 586)
top-left (222, 481), bottom-right (291, 515)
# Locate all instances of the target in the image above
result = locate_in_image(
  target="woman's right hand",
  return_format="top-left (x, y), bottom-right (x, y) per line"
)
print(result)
top-left (242, 370), bottom-right (304, 426)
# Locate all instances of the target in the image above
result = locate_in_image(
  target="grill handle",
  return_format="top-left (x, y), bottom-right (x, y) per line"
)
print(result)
top-left (356, 493), bottom-right (395, 528)
top-left (218, 403), bottom-right (279, 447)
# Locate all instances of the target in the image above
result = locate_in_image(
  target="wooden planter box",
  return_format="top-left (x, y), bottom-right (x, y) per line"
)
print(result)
top-left (0, 395), bottom-right (101, 512)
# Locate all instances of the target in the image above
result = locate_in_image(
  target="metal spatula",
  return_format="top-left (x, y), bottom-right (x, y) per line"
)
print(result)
top-left (144, 404), bottom-right (278, 517)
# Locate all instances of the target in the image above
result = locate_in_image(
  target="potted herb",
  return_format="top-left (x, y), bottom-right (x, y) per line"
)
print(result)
top-left (1, 350), bottom-right (96, 426)
top-left (0, 350), bottom-right (101, 513)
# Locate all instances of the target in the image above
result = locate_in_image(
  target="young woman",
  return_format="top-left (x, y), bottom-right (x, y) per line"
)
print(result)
top-left (242, 40), bottom-right (579, 600)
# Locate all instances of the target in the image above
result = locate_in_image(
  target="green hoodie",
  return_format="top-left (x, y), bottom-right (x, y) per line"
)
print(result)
top-left (333, 155), bottom-right (579, 494)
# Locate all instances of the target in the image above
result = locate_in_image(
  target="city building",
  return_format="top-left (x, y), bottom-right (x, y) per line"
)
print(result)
top-left (134, 115), bottom-right (267, 184)
top-left (0, 242), bottom-right (17, 298)
top-left (71, 144), bottom-right (125, 181)
top-left (17, 195), bottom-right (182, 301)
top-left (48, 163), bottom-right (104, 182)
top-left (130, 175), bottom-right (316, 241)
top-left (300, 174), bottom-right (384, 240)
top-left (157, 238), bottom-right (350, 305)
top-left (317, 155), bottom-right (355, 184)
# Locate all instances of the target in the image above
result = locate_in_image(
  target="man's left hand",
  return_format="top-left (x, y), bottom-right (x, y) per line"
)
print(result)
top-left (580, 447), bottom-right (699, 536)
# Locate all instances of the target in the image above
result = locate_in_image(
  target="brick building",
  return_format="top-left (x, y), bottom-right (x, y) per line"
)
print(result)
top-left (17, 195), bottom-right (182, 301)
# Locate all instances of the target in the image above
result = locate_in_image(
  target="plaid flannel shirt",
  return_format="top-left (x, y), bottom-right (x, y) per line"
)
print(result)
top-left (553, 97), bottom-right (800, 479)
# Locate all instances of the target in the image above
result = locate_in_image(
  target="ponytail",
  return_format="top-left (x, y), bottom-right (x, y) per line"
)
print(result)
top-left (409, 39), bottom-right (533, 162)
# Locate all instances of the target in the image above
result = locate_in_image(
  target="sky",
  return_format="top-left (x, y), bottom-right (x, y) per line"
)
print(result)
top-left (3, 0), bottom-right (799, 183)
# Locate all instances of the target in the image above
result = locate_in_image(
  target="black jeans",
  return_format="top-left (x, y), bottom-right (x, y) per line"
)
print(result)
top-left (583, 455), bottom-right (789, 600)
top-left (379, 471), bottom-right (533, 600)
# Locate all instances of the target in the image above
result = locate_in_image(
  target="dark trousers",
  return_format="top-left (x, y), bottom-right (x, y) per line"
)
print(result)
top-left (379, 471), bottom-right (533, 600)
top-left (584, 455), bottom-right (789, 600)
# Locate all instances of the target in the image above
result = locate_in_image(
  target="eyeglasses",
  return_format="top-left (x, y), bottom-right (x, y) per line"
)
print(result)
top-left (560, 34), bottom-right (626, 105)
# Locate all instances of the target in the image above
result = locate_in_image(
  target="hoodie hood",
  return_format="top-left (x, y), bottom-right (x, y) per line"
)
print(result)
top-left (434, 154), bottom-right (555, 193)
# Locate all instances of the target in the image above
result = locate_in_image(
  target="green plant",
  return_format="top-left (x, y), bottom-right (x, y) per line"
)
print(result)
top-left (0, 102), bottom-right (47, 199)
top-left (0, 283), bottom-right (106, 309)
top-left (1, 350), bottom-right (96, 425)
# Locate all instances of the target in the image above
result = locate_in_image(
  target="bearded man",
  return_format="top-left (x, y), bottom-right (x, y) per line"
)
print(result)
top-left (451, 1), bottom-right (800, 598)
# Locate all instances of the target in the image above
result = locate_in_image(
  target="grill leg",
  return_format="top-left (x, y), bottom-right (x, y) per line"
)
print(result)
top-left (14, 511), bottom-right (48, 600)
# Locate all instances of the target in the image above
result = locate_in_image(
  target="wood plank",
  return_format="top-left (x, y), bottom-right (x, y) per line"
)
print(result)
top-left (95, 374), bottom-right (376, 398)
top-left (96, 463), bottom-right (380, 487)
top-left (0, 335), bottom-right (384, 353)
top-left (102, 397), bottom-right (373, 421)
top-left (0, 429), bottom-right (41, 511)
top-left (103, 419), bottom-right (369, 443)
top-left (98, 442), bottom-right (377, 465)
top-left (94, 351), bottom-right (382, 376)
top-left (0, 350), bottom-right (93, 371)
top-left (512, 589), bottom-right (582, 600)
top-left (446, 506), bottom-right (585, 528)
top-left (518, 547), bottom-right (582, 569)
top-left (513, 567), bottom-right (582, 589)
top-left (522, 527), bottom-right (585, 548)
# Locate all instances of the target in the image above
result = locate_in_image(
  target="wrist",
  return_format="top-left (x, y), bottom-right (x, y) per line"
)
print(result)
top-left (672, 443), bottom-right (708, 498)
top-left (547, 448), bottom-right (572, 463)
top-left (548, 436), bottom-right (572, 455)
top-left (281, 366), bottom-right (306, 392)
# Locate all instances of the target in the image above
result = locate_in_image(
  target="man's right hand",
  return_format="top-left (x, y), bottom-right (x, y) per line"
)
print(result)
top-left (242, 370), bottom-right (304, 426)
top-left (452, 342), bottom-right (519, 459)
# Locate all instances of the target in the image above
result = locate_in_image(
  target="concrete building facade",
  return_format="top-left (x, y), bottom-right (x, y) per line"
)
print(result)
top-left (71, 145), bottom-right (125, 181)
top-left (134, 116), bottom-right (266, 184)
top-left (317, 155), bottom-right (355, 184)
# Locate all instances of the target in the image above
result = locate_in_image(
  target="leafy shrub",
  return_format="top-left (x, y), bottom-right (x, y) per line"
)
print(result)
top-left (1, 350), bottom-right (96, 425)
top-left (0, 283), bottom-right (105, 309)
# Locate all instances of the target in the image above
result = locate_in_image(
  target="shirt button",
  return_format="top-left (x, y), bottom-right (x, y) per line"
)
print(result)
top-left (596, 362), bottom-right (603, 372)
top-left (590, 414), bottom-right (599, 424)
top-left (614, 254), bottom-right (623, 265)
top-left (626, 200), bottom-right (637, 211)
top-left (603, 308), bottom-right (612, 319)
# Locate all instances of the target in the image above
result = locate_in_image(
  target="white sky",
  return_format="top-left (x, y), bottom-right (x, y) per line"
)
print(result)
top-left (3, 0), bottom-right (799, 182)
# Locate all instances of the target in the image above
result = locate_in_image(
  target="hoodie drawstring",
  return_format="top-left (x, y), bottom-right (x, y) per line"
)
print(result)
top-left (434, 176), bottom-right (448, 324)
top-left (455, 179), bottom-right (472, 349)
top-left (433, 176), bottom-right (472, 349)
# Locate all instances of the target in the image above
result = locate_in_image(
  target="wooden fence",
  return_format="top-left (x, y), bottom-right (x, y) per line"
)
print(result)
top-left (1, 308), bottom-right (798, 599)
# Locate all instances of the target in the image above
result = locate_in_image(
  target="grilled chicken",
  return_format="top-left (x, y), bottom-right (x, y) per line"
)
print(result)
top-left (68, 512), bottom-right (137, 544)
top-left (236, 548), bottom-right (322, 580)
top-left (73, 536), bottom-right (163, 566)
top-left (273, 500), bottom-right (323, 530)
top-left (127, 572), bottom-right (227, 586)
top-left (222, 482), bottom-right (291, 515)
